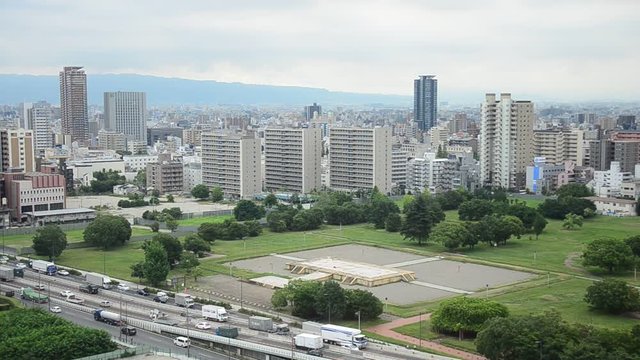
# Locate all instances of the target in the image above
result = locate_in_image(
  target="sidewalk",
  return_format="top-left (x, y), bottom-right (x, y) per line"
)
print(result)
top-left (366, 314), bottom-right (486, 360)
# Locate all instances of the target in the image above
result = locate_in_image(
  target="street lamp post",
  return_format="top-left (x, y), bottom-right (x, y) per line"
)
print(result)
top-left (419, 312), bottom-right (422, 348)
top-left (240, 277), bottom-right (243, 309)
top-left (186, 306), bottom-right (190, 358)
top-left (47, 280), bottom-right (51, 311)
top-left (357, 310), bottom-right (361, 331)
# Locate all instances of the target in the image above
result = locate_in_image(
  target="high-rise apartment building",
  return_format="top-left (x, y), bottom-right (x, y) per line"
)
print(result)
top-left (413, 75), bottom-right (438, 132)
top-left (103, 92), bottom-right (147, 143)
top-left (59, 66), bottom-right (88, 145)
top-left (201, 132), bottom-right (262, 199)
top-left (391, 148), bottom-right (408, 189)
top-left (264, 128), bottom-right (322, 193)
top-left (480, 93), bottom-right (534, 189)
top-left (329, 127), bottom-right (392, 194)
top-left (27, 102), bottom-right (53, 156)
top-left (1, 129), bottom-right (35, 172)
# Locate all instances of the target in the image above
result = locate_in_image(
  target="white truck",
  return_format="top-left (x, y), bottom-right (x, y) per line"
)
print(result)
top-left (294, 333), bottom-right (323, 355)
top-left (320, 324), bottom-right (368, 349)
top-left (65, 294), bottom-right (85, 304)
top-left (31, 260), bottom-right (57, 275)
top-left (0, 266), bottom-right (15, 281)
top-left (85, 272), bottom-right (112, 289)
top-left (202, 305), bottom-right (228, 322)
top-left (175, 293), bottom-right (194, 308)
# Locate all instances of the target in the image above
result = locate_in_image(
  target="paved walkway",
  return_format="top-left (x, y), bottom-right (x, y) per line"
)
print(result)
top-left (269, 253), bottom-right (305, 261)
top-left (410, 281), bottom-right (474, 295)
top-left (385, 257), bottom-right (442, 268)
top-left (366, 314), bottom-right (486, 360)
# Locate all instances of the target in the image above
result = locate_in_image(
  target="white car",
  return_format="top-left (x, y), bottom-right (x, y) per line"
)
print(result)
top-left (100, 300), bottom-right (112, 308)
top-left (34, 284), bottom-right (46, 291)
top-left (50, 306), bottom-right (62, 313)
top-left (173, 336), bottom-right (191, 348)
top-left (341, 343), bottom-right (360, 351)
top-left (117, 283), bottom-right (130, 291)
top-left (57, 269), bottom-right (69, 276)
top-left (16, 263), bottom-right (27, 269)
top-left (60, 290), bottom-right (74, 297)
top-left (195, 321), bottom-right (211, 330)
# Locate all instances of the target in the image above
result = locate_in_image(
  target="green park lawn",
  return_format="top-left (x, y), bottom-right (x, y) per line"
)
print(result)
top-left (2, 227), bottom-right (152, 249)
top-left (53, 242), bottom-right (146, 280)
top-left (177, 214), bottom-right (233, 226)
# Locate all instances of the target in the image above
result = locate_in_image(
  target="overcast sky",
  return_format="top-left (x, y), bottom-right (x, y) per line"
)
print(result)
top-left (1, 0), bottom-right (639, 102)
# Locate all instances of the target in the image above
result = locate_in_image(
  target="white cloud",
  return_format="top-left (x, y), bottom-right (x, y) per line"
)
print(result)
top-left (0, 0), bottom-right (639, 101)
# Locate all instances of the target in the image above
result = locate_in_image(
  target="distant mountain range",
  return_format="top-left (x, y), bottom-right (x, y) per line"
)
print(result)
top-left (0, 74), bottom-right (412, 106)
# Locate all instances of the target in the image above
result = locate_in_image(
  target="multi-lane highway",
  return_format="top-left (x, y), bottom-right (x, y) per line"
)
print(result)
top-left (4, 262), bottom-right (451, 360)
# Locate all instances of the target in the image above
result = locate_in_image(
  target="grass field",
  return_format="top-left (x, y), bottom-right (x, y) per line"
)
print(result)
top-left (2, 227), bottom-right (153, 248)
top-left (53, 242), bottom-right (146, 280)
top-left (177, 214), bottom-right (233, 226)
top-left (393, 319), bottom-right (477, 353)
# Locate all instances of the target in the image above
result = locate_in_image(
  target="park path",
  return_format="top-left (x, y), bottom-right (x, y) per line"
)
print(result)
top-left (366, 314), bottom-right (486, 360)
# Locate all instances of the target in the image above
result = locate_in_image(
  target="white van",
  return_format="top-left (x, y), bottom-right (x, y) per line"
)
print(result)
top-left (173, 336), bottom-right (191, 348)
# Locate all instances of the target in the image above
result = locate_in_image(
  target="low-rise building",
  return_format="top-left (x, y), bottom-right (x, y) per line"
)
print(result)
top-left (3, 167), bottom-right (66, 222)
top-left (123, 155), bottom-right (159, 172)
top-left (584, 196), bottom-right (637, 217)
top-left (146, 154), bottom-right (184, 195)
top-left (526, 158), bottom-right (575, 194)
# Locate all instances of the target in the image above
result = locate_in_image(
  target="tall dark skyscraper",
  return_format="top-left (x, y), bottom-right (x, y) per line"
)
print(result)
top-left (59, 66), bottom-right (88, 146)
top-left (413, 75), bottom-right (438, 132)
top-left (304, 102), bottom-right (322, 121)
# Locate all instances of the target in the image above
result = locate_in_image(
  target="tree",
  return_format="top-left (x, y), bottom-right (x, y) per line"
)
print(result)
top-left (624, 235), bottom-right (640, 258)
top-left (0, 308), bottom-right (118, 359)
top-left (233, 200), bottom-right (265, 221)
top-left (458, 199), bottom-right (493, 221)
top-left (290, 193), bottom-right (301, 205)
top-left (165, 216), bottom-right (179, 232)
top-left (476, 311), bottom-right (570, 360)
top-left (180, 252), bottom-right (200, 276)
top-left (582, 238), bottom-right (635, 273)
top-left (143, 240), bottom-right (170, 286)
top-left (539, 196), bottom-right (596, 220)
top-left (149, 221), bottom-right (160, 232)
top-left (584, 279), bottom-right (640, 314)
top-left (245, 220), bottom-right (263, 237)
top-left (476, 215), bottom-right (522, 246)
top-left (130, 262), bottom-right (144, 283)
top-left (562, 213), bottom-right (584, 230)
top-left (191, 266), bottom-right (204, 283)
top-left (166, 194), bottom-right (174, 203)
top-left (400, 194), bottom-right (445, 246)
top-left (151, 189), bottom-right (160, 197)
top-left (198, 222), bottom-right (221, 242)
top-left (90, 169), bottom-right (125, 193)
top-left (134, 169), bottom-right (146, 189)
top-left (83, 215), bottom-right (132, 249)
top-left (532, 213), bottom-right (548, 239)
top-left (264, 193), bottom-right (278, 208)
top-left (429, 221), bottom-right (471, 250)
top-left (289, 280), bottom-right (323, 319)
top-left (315, 281), bottom-right (347, 322)
top-left (368, 195), bottom-right (400, 229)
top-left (183, 234), bottom-right (211, 257)
top-left (191, 184), bottom-right (210, 200)
top-left (271, 288), bottom-right (289, 309)
top-left (222, 219), bottom-right (249, 240)
top-left (556, 183), bottom-right (593, 198)
top-left (431, 297), bottom-right (509, 339)
top-left (435, 190), bottom-right (467, 211)
top-left (149, 196), bottom-right (160, 205)
top-left (436, 144), bottom-right (448, 159)
top-left (162, 207), bottom-right (182, 219)
top-left (147, 233), bottom-right (183, 268)
top-left (210, 186), bottom-right (224, 202)
top-left (385, 213), bottom-right (402, 232)
top-left (344, 289), bottom-right (384, 321)
top-left (32, 224), bottom-right (67, 259)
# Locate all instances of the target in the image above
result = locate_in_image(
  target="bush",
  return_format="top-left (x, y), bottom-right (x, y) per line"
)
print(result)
top-left (584, 279), bottom-right (640, 314)
top-left (431, 297), bottom-right (509, 338)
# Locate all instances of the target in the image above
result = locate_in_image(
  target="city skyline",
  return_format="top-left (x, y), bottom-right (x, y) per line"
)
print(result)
top-left (1, 1), bottom-right (639, 102)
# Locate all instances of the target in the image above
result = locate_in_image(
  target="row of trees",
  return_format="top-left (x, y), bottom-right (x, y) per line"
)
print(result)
top-left (198, 219), bottom-right (262, 241)
top-left (117, 193), bottom-right (148, 208)
top-left (271, 280), bottom-right (383, 322)
top-left (191, 184), bottom-right (224, 202)
top-left (430, 297), bottom-right (509, 339)
top-left (133, 233), bottom-right (209, 286)
top-left (476, 310), bottom-right (640, 360)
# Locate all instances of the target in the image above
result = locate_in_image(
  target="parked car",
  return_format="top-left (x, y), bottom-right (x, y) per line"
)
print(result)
top-left (117, 283), bottom-right (130, 291)
top-left (173, 336), bottom-right (190, 348)
top-left (34, 284), bottom-right (46, 291)
top-left (50, 306), bottom-right (62, 313)
top-left (195, 321), bottom-right (211, 330)
top-left (137, 289), bottom-right (149, 296)
top-left (100, 300), bottom-right (112, 308)
top-left (120, 326), bottom-right (137, 336)
top-left (59, 290), bottom-right (74, 297)
top-left (57, 269), bottom-right (69, 276)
